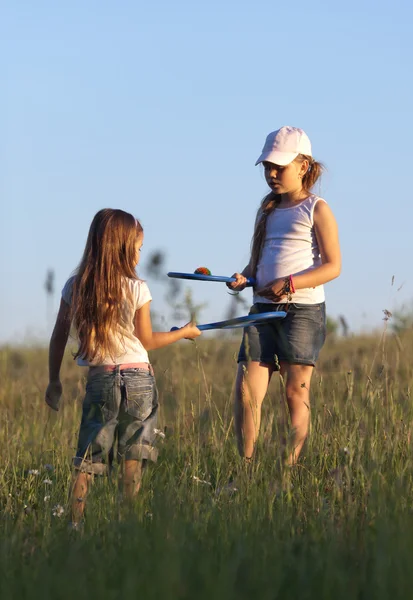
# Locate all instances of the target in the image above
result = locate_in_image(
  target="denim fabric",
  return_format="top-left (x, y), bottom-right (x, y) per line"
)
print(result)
top-left (73, 367), bottom-right (159, 474)
top-left (238, 302), bottom-right (326, 369)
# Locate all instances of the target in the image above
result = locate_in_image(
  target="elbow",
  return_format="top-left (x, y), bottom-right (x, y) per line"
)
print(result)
top-left (140, 338), bottom-right (153, 351)
top-left (335, 262), bottom-right (342, 278)
top-left (331, 263), bottom-right (341, 280)
top-left (321, 262), bottom-right (341, 284)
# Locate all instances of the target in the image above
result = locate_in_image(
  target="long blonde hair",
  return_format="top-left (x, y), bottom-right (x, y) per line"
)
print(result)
top-left (71, 209), bottom-right (143, 362)
top-left (250, 155), bottom-right (324, 277)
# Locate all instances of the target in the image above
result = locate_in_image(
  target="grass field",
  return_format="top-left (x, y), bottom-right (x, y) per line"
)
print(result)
top-left (1, 324), bottom-right (413, 599)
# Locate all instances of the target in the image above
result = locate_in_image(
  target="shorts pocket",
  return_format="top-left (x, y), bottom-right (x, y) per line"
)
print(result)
top-left (84, 373), bottom-right (117, 424)
top-left (290, 302), bottom-right (322, 311)
top-left (122, 372), bottom-right (155, 421)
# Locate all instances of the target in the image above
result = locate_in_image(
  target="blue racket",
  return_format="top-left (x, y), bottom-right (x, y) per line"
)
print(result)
top-left (171, 311), bottom-right (287, 332)
top-left (168, 272), bottom-right (256, 287)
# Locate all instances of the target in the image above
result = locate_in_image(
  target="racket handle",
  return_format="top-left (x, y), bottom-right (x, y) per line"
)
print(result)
top-left (228, 276), bottom-right (255, 287)
top-left (170, 325), bottom-right (197, 342)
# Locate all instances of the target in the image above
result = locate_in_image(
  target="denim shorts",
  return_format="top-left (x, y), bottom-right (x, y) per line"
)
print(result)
top-left (73, 366), bottom-right (159, 474)
top-left (238, 302), bottom-right (326, 369)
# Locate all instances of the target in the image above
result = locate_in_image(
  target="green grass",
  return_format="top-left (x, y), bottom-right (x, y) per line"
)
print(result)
top-left (1, 327), bottom-right (413, 599)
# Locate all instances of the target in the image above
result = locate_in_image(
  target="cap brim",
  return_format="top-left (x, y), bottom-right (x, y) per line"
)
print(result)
top-left (255, 151), bottom-right (299, 167)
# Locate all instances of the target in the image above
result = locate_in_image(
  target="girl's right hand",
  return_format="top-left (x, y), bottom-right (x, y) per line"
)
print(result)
top-left (45, 380), bottom-right (62, 411)
top-left (180, 321), bottom-right (202, 340)
top-left (227, 272), bottom-right (248, 291)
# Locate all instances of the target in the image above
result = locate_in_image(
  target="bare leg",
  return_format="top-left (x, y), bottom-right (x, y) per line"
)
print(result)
top-left (122, 459), bottom-right (144, 500)
top-left (280, 363), bottom-right (314, 465)
top-left (71, 471), bottom-right (92, 524)
top-left (234, 361), bottom-right (274, 459)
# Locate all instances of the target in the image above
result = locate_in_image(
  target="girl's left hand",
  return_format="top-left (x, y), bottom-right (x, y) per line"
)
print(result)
top-left (256, 278), bottom-right (286, 302)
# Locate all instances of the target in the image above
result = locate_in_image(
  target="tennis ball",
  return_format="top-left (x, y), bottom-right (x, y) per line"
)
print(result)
top-left (194, 267), bottom-right (211, 276)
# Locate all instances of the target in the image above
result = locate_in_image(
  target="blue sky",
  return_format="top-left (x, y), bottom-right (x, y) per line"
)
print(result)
top-left (2, 0), bottom-right (412, 343)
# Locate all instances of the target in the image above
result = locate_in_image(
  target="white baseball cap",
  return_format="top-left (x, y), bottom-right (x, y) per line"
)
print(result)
top-left (255, 126), bottom-right (312, 166)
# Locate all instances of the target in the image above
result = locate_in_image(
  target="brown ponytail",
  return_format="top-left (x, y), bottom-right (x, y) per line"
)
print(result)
top-left (299, 154), bottom-right (324, 193)
top-left (250, 192), bottom-right (281, 277)
top-left (249, 154), bottom-right (324, 277)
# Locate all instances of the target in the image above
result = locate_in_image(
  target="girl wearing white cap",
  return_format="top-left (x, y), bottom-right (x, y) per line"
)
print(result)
top-left (228, 126), bottom-right (341, 467)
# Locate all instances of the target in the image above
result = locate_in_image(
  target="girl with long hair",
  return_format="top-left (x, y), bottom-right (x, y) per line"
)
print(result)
top-left (45, 208), bottom-right (200, 526)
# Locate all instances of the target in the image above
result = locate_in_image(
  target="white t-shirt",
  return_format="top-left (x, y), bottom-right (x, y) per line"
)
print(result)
top-left (62, 276), bottom-right (152, 366)
top-left (254, 195), bottom-right (326, 305)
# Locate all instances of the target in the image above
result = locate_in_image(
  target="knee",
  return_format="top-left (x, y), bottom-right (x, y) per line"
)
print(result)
top-left (235, 381), bottom-right (257, 409)
top-left (285, 386), bottom-right (310, 427)
top-left (124, 460), bottom-right (142, 483)
top-left (285, 382), bottom-right (309, 403)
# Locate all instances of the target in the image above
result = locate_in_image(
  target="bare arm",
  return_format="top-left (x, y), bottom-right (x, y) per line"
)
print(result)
top-left (49, 299), bottom-right (71, 380)
top-left (45, 298), bottom-right (71, 411)
top-left (134, 301), bottom-right (201, 351)
top-left (292, 201), bottom-right (341, 289)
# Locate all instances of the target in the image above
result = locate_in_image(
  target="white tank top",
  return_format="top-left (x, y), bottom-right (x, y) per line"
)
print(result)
top-left (253, 195), bottom-right (326, 305)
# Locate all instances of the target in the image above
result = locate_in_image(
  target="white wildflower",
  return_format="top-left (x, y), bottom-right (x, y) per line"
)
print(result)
top-left (154, 428), bottom-right (166, 439)
top-left (44, 495), bottom-right (50, 502)
top-left (28, 469), bottom-right (40, 476)
top-left (52, 504), bottom-right (64, 517)
top-left (193, 476), bottom-right (212, 486)
top-left (343, 447), bottom-right (349, 455)
top-left (43, 479), bottom-right (53, 485)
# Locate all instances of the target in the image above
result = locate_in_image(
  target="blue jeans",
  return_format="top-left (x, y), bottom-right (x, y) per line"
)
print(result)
top-left (73, 366), bottom-right (159, 474)
top-left (238, 302), bottom-right (326, 369)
